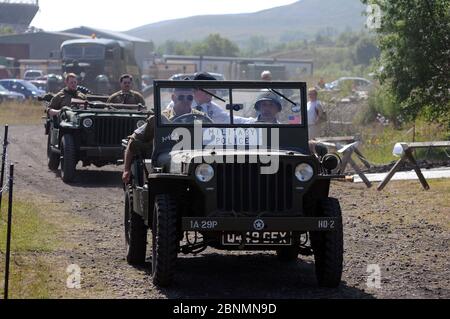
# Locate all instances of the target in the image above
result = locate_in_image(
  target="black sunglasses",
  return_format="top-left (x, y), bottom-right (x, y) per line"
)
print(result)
top-left (177, 95), bottom-right (194, 102)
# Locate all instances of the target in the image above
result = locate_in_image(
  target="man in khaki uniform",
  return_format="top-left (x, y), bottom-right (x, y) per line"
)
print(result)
top-left (107, 74), bottom-right (145, 105)
top-left (122, 88), bottom-right (206, 184)
top-left (47, 73), bottom-right (86, 117)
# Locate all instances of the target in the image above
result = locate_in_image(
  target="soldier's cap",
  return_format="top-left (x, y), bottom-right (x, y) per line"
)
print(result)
top-left (194, 72), bottom-right (216, 81)
top-left (255, 91), bottom-right (282, 111)
top-left (172, 77), bottom-right (194, 93)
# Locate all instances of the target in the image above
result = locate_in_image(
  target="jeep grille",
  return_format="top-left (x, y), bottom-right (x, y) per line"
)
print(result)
top-left (94, 117), bottom-right (136, 146)
top-left (216, 163), bottom-right (294, 213)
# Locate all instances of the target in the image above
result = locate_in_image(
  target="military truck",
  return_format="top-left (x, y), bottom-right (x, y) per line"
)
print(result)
top-left (124, 81), bottom-right (344, 288)
top-left (44, 95), bottom-right (150, 183)
top-left (60, 39), bottom-right (142, 94)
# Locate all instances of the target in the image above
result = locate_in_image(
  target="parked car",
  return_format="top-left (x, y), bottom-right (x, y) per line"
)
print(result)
top-left (30, 79), bottom-right (48, 92)
top-left (24, 70), bottom-right (44, 81)
top-left (0, 84), bottom-right (26, 103)
top-left (0, 79), bottom-right (45, 99)
top-left (325, 77), bottom-right (372, 92)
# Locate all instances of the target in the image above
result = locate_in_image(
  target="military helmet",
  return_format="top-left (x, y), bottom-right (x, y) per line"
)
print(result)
top-left (255, 91), bottom-right (282, 111)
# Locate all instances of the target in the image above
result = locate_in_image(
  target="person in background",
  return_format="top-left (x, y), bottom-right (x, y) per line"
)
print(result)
top-left (307, 88), bottom-right (326, 139)
top-left (261, 70), bottom-right (273, 81)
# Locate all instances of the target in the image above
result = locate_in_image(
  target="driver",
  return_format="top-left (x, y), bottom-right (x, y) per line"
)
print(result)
top-left (253, 92), bottom-right (283, 124)
top-left (47, 73), bottom-right (86, 117)
top-left (122, 87), bottom-right (206, 184)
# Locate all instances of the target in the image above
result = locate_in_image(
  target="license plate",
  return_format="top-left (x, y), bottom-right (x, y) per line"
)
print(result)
top-left (222, 232), bottom-right (292, 246)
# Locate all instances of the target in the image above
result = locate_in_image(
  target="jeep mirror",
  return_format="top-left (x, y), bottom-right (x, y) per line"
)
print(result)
top-left (226, 104), bottom-right (244, 112)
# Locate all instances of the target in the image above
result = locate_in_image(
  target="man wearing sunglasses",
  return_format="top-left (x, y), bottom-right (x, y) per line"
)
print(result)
top-left (122, 87), bottom-right (205, 184)
top-left (107, 74), bottom-right (145, 105)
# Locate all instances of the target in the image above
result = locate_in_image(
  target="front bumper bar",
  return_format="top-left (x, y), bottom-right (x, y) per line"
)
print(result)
top-left (182, 217), bottom-right (340, 232)
top-left (79, 146), bottom-right (122, 157)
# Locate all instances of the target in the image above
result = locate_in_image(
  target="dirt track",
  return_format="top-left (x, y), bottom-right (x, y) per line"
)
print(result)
top-left (6, 125), bottom-right (450, 299)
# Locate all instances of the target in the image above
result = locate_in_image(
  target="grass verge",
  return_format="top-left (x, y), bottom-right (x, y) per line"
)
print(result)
top-left (0, 101), bottom-right (45, 126)
top-left (359, 121), bottom-right (449, 165)
top-left (0, 193), bottom-right (94, 299)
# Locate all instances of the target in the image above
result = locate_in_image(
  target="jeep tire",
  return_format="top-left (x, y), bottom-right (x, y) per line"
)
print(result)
top-left (47, 134), bottom-right (60, 171)
top-left (60, 134), bottom-right (77, 183)
top-left (152, 194), bottom-right (178, 287)
top-left (125, 187), bottom-right (147, 265)
top-left (310, 197), bottom-right (343, 288)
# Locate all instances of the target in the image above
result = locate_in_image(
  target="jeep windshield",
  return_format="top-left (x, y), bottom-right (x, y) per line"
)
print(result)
top-left (155, 81), bottom-right (307, 127)
top-left (62, 44), bottom-right (105, 60)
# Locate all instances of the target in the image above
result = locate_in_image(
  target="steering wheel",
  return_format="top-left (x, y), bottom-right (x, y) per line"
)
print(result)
top-left (171, 113), bottom-right (213, 124)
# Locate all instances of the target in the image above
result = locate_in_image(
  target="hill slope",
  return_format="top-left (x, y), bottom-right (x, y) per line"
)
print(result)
top-left (127, 0), bottom-right (367, 45)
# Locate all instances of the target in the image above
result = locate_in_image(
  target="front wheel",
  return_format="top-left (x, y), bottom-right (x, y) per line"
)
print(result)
top-left (152, 194), bottom-right (178, 287)
top-left (310, 198), bottom-right (344, 288)
top-left (47, 134), bottom-right (60, 171)
top-left (125, 187), bottom-right (147, 265)
top-left (60, 134), bottom-right (77, 183)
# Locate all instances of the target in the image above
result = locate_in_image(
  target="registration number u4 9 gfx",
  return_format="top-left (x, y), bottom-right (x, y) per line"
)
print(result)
top-left (222, 232), bottom-right (292, 246)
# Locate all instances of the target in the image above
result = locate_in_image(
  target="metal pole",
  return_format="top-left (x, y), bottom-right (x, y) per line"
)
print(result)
top-left (0, 125), bottom-right (9, 215)
top-left (4, 164), bottom-right (14, 300)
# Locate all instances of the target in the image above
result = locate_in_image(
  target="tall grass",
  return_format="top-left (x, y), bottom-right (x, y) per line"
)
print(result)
top-left (0, 101), bottom-right (45, 125)
top-left (359, 121), bottom-right (449, 165)
top-left (0, 197), bottom-right (58, 298)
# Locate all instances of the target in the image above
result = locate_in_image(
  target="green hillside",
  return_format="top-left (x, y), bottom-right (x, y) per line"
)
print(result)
top-left (127, 0), bottom-right (367, 45)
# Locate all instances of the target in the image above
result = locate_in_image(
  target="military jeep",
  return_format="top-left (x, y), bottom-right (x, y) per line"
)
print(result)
top-left (125, 81), bottom-right (344, 288)
top-left (45, 95), bottom-right (150, 183)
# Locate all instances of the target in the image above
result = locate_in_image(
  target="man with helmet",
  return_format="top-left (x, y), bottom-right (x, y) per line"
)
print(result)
top-left (252, 91), bottom-right (283, 124)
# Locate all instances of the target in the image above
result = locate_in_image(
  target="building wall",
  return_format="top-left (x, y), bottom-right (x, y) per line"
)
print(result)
top-left (0, 32), bottom-right (86, 60)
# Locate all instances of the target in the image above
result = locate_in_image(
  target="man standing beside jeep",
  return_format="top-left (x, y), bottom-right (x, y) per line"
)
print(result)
top-left (107, 74), bottom-right (145, 105)
top-left (47, 73), bottom-right (86, 117)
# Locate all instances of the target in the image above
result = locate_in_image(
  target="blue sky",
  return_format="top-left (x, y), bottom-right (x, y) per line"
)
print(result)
top-left (31, 0), bottom-right (298, 32)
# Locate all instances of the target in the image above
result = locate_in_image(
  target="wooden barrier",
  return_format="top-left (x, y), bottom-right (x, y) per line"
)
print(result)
top-left (317, 136), bottom-right (372, 188)
top-left (378, 141), bottom-right (450, 191)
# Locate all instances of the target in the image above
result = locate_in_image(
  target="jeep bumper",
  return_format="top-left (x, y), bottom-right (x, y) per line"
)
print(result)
top-left (182, 217), bottom-right (340, 232)
top-left (79, 146), bottom-right (123, 158)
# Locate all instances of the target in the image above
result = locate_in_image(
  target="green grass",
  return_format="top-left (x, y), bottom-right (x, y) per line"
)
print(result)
top-left (359, 121), bottom-right (449, 165)
top-left (0, 196), bottom-right (60, 298)
top-left (0, 101), bottom-right (45, 126)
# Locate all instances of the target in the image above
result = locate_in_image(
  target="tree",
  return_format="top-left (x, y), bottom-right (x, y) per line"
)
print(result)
top-left (0, 26), bottom-right (14, 35)
top-left (191, 34), bottom-right (240, 57)
top-left (362, 0), bottom-right (450, 125)
top-left (354, 36), bottom-right (380, 65)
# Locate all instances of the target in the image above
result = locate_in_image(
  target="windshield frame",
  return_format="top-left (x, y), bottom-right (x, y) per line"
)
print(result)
top-left (62, 44), bottom-right (106, 60)
top-left (154, 80), bottom-right (308, 129)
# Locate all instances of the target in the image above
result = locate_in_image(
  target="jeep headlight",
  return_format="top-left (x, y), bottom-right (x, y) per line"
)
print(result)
top-left (195, 164), bottom-right (214, 183)
top-left (82, 118), bottom-right (93, 129)
top-left (137, 120), bottom-right (146, 128)
top-left (295, 163), bottom-right (314, 182)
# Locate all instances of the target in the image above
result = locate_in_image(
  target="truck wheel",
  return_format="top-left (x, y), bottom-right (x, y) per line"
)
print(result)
top-left (310, 198), bottom-right (343, 288)
top-left (60, 135), bottom-right (77, 183)
top-left (152, 194), bottom-right (178, 287)
top-left (276, 246), bottom-right (299, 262)
top-left (125, 187), bottom-right (147, 265)
top-left (47, 134), bottom-right (60, 171)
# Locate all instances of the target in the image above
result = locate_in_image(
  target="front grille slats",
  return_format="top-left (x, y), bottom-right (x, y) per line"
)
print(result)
top-left (216, 162), bottom-right (293, 213)
top-left (94, 117), bottom-right (136, 146)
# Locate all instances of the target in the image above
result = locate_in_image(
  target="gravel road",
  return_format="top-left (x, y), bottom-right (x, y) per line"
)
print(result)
top-left (5, 125), bottom-right (449, 299)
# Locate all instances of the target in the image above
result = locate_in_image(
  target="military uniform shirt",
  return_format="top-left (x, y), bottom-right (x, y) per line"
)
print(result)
top-left (107, 90), bottom-right (145, 105)
top-left (48, 88), bottom-right (86, 110)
